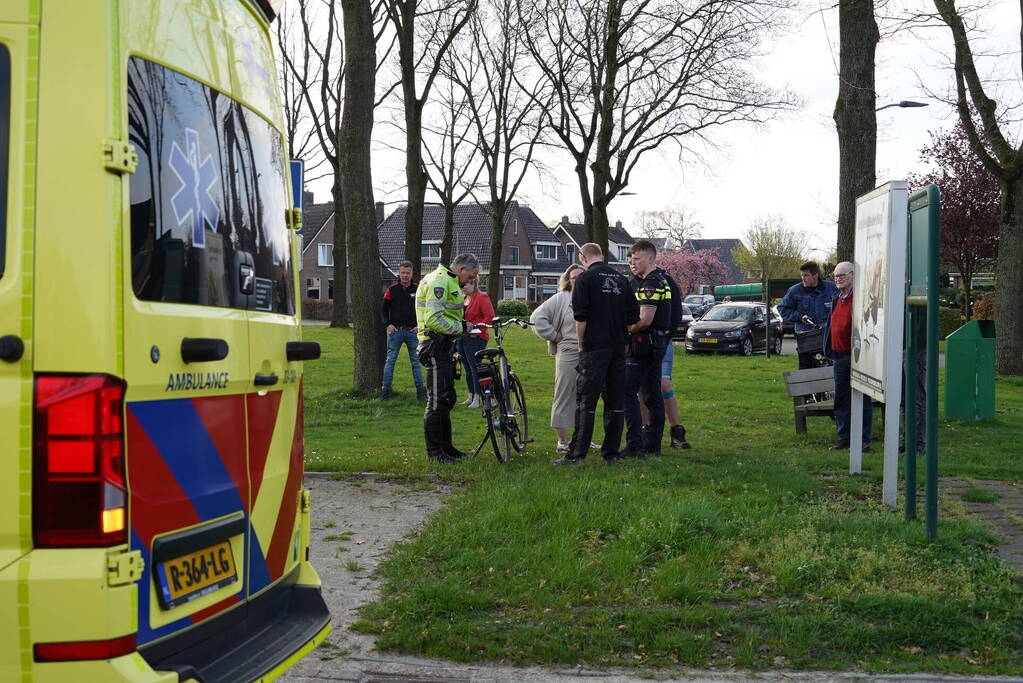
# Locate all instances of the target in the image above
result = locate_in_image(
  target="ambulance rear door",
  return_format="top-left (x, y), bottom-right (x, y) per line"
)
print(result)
top-left (122, 54), bottom-right (259, 647)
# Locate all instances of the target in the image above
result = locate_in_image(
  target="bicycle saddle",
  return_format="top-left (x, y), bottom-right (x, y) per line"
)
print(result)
top-left (475, 348), bottom-right (502, 359)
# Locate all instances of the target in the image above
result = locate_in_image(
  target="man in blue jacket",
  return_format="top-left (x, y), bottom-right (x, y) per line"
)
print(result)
top-left (776, 261), bottom-right (839, 369)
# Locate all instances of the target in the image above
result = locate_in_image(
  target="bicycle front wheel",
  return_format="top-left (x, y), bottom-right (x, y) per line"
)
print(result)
top-left (504, 372), bottom-right (528, 453)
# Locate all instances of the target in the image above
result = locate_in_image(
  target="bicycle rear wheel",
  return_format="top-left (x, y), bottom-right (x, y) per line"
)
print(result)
top-left (485, 391), bottom-right (510, 463)
top-left (503, 372), bottom-right (528, 453)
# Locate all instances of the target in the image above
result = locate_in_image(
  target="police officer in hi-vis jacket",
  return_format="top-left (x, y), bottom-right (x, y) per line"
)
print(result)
top-left (415, 253), bottom-right (480, 463)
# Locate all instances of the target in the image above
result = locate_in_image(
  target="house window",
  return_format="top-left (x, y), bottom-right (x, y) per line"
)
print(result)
top-left (306, 277), bottom-right (320, 300)
top-left (513, 218), bottom-right (519, 235)
top-left (318, 244), bottom-right (334, 267)
top-left (504, 277), bottom-right (513, 288)
top-left (617, 245), bottom-right (629, 261)
top-left (509, 246), bottom-right (518, 265)
top-left (328, 278), bottom-right (334, 300)
top-left (421, 243), bottom-right (441, 259)
top-left (534, 244), bottom-right (557, 260)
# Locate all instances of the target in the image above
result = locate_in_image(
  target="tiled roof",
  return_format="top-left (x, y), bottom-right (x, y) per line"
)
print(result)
top-left (556, 221), bottom-right (636, 247)
top-left (301, 201), bottom-right (335, 251)
top-left (377, 202), bottom-right (572, 274)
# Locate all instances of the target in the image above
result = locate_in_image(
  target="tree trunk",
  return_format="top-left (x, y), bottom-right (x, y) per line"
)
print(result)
top-left (330, 177), bottom-right (349, 328)
top-left (486, 209), bottom-right (504, 309)
top-left (591, 199), bottom-right (610, 258)
top-left (403, 114), bottom-right (428, 279)
top-left (339, 0), bottom-right (384, 392)
top-left (574, 162), bottom-right (593, 242)
top-left (995, 176), bottom-right (1023, 375)
top-left (833, 0), bottom-right (878, 263)
top-left (441, 202), bottom-right (455, 265)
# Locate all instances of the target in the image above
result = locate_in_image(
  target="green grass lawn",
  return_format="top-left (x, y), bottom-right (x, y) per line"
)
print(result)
top-left (302, 325), bottom-right (1023, 674)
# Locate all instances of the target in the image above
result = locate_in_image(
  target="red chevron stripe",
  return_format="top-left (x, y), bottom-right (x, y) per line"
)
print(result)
top-left (189, 593), bottom-right (240, 624)
top-left (246, 390), bottom-right (283, 507)
top-left (264, 384), bottom-right (304, 580)
top-left (191, 395), bottom-right (249, 511)
top-left (127, 409), bottom-right (200, 547)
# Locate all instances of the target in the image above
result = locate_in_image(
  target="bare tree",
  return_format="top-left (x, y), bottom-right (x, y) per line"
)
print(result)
top-left (385, 0), bottom-right (478, 279)
top-left (518, 0), bottom-right (793, 255)
top-left (339, 0), bottom-right (386, 392)
top-left (277, 0), bottom-right (349, 328)
top-left (932, 0), bottom-right (1023, 375)
top-left (733, 216), bottom-right (808, 283)
top-left (833, 0), bottom-right (879, 263)
top-left (633, 206), bottom-right (704, 250)
top-left (451, 0), bottom-right (546, 306)
top-left (422, 64), bottom-right (485, 263)
top-left (274, 9), bottom-right (327, 173)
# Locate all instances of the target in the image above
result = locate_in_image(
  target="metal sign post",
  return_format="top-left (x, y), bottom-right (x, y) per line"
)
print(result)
top-left (850, 182), bottom-right (908, 509)
top-left (906, 185), bottom-right (941, 539)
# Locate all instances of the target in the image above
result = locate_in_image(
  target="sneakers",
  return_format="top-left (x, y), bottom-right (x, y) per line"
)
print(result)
top-left (460, 394), bottom-right (474, 406)
top-left (556, 441), bottom-right (571, 453)
top-left (379, 386), bottom-right (393, 400)
top-left (552, 455), bottom-right (584, 467)
top-left (670, 425), bottom-right (691, 449)
top-left (417, 386), bottom-right (428, 402)
top-left (467, 395), bottom-right (481, 409)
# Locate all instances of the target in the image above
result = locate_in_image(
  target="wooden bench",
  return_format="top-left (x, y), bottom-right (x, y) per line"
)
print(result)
top-left (782, 366), bottom-right (835, 434)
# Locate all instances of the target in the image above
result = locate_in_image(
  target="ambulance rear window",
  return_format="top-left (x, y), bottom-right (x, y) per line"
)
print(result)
top-left (0, 45), bottom-right (9, 279)
top-left (127, 58), bottom-right (294, 313)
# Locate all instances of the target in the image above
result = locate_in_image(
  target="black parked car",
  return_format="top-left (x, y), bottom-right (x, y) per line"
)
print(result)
top-left (671, 304), bottom-right (696, 341)
top-left (771, 305), bottom-right (795, 337)
top-left (684, 302), bottom-right (783, 356)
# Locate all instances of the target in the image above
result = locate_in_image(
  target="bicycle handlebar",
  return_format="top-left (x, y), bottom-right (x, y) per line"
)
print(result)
top-left (475, 318), bottom-right (533, 330)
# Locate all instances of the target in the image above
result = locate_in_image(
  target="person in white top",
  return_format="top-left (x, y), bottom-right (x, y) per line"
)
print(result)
top-left (530, 264), bottom-right (584, 451)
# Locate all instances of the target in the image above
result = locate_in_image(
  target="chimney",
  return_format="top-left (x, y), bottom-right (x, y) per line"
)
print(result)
top-left (303, 190), bottom-right (314, 207)
top-left (561, 215), bottom-right (569, 225)
top-left (375, 201), bottom-right (385, 226)
top-left (615, 220), bottom-right (622, 229)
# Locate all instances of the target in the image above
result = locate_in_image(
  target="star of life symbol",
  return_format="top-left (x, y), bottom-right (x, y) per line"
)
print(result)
top-left (168, 128), bottom-right (220, 249)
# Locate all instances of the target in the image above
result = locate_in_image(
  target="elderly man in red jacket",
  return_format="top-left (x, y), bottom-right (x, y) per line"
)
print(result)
top-left (823, 261), bottom-right (872, 451)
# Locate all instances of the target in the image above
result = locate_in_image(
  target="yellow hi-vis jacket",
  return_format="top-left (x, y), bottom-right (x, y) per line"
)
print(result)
top-left (416, 266), bottom-right (465, 342)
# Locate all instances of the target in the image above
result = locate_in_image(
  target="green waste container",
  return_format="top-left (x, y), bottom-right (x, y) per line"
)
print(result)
top-left (944, 320), bottom-right (996, 420)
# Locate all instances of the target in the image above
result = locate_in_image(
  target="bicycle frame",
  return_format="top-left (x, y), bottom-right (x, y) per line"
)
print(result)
top-left (468, 317), bottom-right (530, 461)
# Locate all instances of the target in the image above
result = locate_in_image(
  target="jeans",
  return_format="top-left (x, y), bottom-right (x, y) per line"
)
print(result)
top-left (624, 337), bottom-right (667, 453)
top-left (833, 352), bottom-right (872, 444)
top-left (457, 335), bottom-right (487, 395)
top-left (570, 345), bottom-right (626, 460)
top-left (383, 329), bottom-right (423, 389)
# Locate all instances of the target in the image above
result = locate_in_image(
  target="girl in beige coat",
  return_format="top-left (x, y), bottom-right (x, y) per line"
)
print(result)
top-left (529, 265), bottom-right (583, 451)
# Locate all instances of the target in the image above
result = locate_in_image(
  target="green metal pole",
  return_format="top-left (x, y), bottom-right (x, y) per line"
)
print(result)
top-left (905, 308), bottom-right (918, 520)
top-left (925, 185), bottom-right (940, 540)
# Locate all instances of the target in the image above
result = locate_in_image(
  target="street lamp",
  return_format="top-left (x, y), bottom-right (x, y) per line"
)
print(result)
top-left (876, 100), bottom-right (929, 112)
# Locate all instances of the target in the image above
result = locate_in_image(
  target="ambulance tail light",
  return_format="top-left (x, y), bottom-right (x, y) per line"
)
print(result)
top-left (34, 633), bottom-right (137, 662)
top-left (33, 374), bottom-right (128, 547)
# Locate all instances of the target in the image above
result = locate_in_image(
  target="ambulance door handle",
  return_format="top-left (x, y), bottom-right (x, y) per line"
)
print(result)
top-left (0, 335), bottom-right (25, 362)
top-left (181, 338), bottom-right (229, 364)
top-left (254, 373), bottom-right (279, 387)
top-left (286, 341), bottom-right (321, 361)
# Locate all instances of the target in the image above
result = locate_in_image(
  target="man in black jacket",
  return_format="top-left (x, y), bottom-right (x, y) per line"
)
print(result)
top-left (554, 243), bottom-right (639, 466)
top-left (380, 261), bottom-right (427, 401)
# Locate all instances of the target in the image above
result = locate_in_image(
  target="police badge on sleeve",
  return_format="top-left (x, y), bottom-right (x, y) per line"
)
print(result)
top-left (434, 287), bottom-right (445, 299)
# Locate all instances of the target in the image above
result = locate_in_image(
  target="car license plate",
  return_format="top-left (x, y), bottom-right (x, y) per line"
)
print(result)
top-left (156, 541), bottom-right (237, 609)
top-left (698, 337), bottom-right (718, 344)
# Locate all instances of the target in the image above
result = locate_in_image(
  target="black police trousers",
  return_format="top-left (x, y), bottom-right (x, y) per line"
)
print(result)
top-left (418, 335), bottom-right (457, 458)
top-left (570, 345), bottom-right (626, 460)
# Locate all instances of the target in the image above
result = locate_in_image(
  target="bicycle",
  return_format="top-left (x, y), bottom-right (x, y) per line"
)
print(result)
top-left (468, 317), bottom-right (532, 463)
top-left (795, 315), bottom-right (834, 404)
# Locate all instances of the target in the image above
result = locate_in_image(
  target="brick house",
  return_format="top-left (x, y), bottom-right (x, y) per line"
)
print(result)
top-left (377, 202), bottom-right (573, 303)
top-left (551, 217), bottom-right (636, 273)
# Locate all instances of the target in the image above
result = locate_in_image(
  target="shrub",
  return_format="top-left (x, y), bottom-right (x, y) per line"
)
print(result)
top-left (303, 298), bottom-right (333, 321)
top-left (496, 299), bottom-right (529, 317)
top-left (972, 294), bottom-right (997, 321)
top-left (527, 301), bottom-right (543, 312)
top-left (938, 306), bottom-right (963, 340)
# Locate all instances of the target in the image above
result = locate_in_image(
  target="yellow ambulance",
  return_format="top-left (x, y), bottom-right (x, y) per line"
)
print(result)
top-left (0, 1), bottom-right (330, 680)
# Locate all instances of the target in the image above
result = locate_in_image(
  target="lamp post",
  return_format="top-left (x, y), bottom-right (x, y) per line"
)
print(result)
top-left (875, 100), bottom-right (929, 112)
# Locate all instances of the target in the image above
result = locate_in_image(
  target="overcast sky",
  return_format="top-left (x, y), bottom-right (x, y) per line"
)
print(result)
top-left (306, 3), bottom-right (1020, 260)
